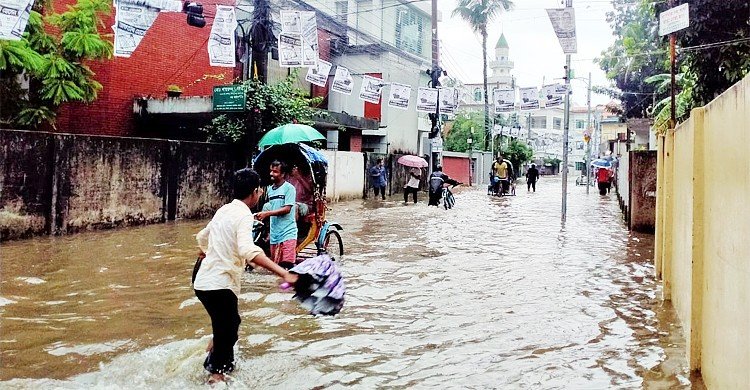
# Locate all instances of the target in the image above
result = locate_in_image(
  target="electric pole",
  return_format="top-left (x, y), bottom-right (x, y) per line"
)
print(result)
top-left (428, 0), bottom-right (442, 174)
top-left (585, 71), bottom-right (591, 194)
top-left (561, 0), bottom-right (573, 223)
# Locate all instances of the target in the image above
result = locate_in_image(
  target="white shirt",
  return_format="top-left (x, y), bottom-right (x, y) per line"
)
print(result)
top-left (194, 199), bottom-right (264, 296)
top-left (406, 167), bottom-right (421, 188)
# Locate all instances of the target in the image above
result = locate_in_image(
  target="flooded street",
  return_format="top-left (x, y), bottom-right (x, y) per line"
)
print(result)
top-left (1, 177), bottom-right (699, 389)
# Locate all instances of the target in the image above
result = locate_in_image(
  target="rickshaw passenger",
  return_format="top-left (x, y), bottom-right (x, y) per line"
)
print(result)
top-left (287, 165), bottom-right (313, 218)
top-left (255, 160), bottom-right (298, 269)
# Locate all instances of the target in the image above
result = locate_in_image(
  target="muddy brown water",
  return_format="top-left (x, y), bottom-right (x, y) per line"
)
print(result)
top-left (1, 177), bottom-right (702, 389)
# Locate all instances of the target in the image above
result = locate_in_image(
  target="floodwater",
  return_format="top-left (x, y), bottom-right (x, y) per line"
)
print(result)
top-left (1, 177), bottom-right (702, 389)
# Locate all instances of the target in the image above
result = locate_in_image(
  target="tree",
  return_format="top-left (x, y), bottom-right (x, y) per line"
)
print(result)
top-left (0, 0), bottom-right (113, 127)
top-left (668, 0), bottom-right (750, 106)
top-left (595, 0), bottom-right (667, 119)
top-left (452, 0), bottom-right (513, 148)
top-left (444, 111), bottom-right (485, 153)
top-left (503, 138), bottom-right (533, 174)
top-left (202, 71), bottom-right (323, 144)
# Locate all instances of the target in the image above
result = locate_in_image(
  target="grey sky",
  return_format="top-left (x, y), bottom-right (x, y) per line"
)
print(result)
top-left (438, 0), bottom-right (618, 107)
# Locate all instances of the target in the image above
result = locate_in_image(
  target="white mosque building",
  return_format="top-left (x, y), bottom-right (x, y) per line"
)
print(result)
top-left (460, 33), bottom-right (515, 111)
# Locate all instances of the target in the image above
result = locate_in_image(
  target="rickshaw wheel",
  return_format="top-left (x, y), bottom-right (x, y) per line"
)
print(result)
top-left (323, 230), bottom-right (344, 260)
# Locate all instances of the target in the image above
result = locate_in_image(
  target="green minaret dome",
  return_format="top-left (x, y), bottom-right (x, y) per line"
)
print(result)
top-left (495, 34), bottom-right (509, 49)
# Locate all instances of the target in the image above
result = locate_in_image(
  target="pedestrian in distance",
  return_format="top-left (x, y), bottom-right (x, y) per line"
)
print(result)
top-left (255, 160), bottom-right (298, 270)
top-left (369, 158), bottom-right (387, 200)
top-left (428, 165), bottom-right (459, 206)
top-left (193, 168), bottom-right (298, 385)
top-left (596, 167), bottom-right (612, 195)
top-left (403, 166), bottom-right (421, 204)
top-left (526, 163), bottom-right (540, 192)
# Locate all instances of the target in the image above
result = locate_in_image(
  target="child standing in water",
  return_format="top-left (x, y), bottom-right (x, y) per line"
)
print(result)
top-left (194, 168), bottom-right (297, 384)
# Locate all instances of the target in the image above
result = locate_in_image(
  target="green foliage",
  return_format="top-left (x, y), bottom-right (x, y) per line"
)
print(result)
top-left (444, 111), bottom-right (486, 153)
top-left (202, 71), bottom-right (323, 145)
top-left (645, 72), bottom-right (694, 134)
top-left (167, 84), bottom-right (183, 92)
top-left (503, 139), bottom-right (533, 172)
top-left (543, 157), bottom-right (562, 170)
top-left (0, 0), bottom-right (112, 128)
top-left (452, 0), bottom-right (513, 147)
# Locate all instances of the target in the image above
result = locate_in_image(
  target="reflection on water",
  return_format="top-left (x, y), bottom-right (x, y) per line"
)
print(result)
top-left (1, 177), bottom-right (702, 388)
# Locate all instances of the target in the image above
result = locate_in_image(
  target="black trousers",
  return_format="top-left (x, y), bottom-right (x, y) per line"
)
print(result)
top-left (373, 185), bottom-right (386, 199)
top-left (428, 190), bottom-right (441, 206)
top-left (527, 180), bottom-right (536, 192)
top-left (195, 289), bottom-right (241, 375)
top-left (403, 187), bottom-right (418, 203)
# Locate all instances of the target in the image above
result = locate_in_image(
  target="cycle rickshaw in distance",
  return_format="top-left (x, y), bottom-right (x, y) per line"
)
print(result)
top-left (252, 143), bottom-right (344, 261)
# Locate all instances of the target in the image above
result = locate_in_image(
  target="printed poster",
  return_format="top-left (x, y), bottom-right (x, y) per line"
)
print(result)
top-left (542, 84), bottom-right (564, 107)
top-left (300, 11), bottom-right (318, 66)
top-left (359, 75), bottom-right (385, 104)
top-left (208, 5), bottom-right (237, 67)
top-left (112, 0), bottom-right (180, 58)
top-left (519, 87), bottom-right (540, 111)
top-left (279, 33), bottom-right (302, 67)
top-left (305, 58), bottom-right (332, 87)
top-left (331, 66), bottom-right (353, 95)
top-left (388, 83), bottom-right (411, 110)
top-left (416, 87), bottom-right (438, 113)
top-left (439, 87), bottom-right (459, 114)
top-left (493, 88), bottom-right (515, 113)
top-left (280, 10), bottom-right (301, 33)
top-left (0, 0), bottom-right (33, 40)
top-left (546, 8), bottom-right (577, 54)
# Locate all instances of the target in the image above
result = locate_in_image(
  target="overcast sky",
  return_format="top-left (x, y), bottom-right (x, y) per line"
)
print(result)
top-left (437, 0), bottom-right (617, 107)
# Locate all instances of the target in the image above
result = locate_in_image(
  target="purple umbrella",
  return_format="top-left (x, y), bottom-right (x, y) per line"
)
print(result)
top-left (281, 255), bottom-right (345, 316)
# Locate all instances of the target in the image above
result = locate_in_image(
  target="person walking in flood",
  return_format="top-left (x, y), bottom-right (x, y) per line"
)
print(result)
top-left (404, 166), bottom-right (421, 204)
top-left (194, 168), bottom-right (298, 384)
top-left (255, 161), bottom-right (298, 269)
top-left (526, 163), bottom-right (540, 192)
top-left (369, 158), bottom-right (387, 200)
top-left (597, 166), bottom-right (612, 195)
top-left (428, 165), bottom-right (459, 206)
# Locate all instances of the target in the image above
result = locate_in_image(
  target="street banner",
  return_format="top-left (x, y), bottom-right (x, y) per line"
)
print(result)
top-left (300, 11), bottom-right (318, 66)
top-left (305, 58), bottom-right (332, 87)
top-left (113, 2), bottom-right (159, 58)
top-left (208, 5), bottom-right (237, 67)
top-left (510, 127), bottom-right (519, 137)
top-left (492, 124), bottom-right (503, 136)
top-left (0, 0), bottom-right (32, 40)
top-left (546, 8), bottom-right (577, 54)
top-left (659, 3), bottom-right (689, 36)
top-left (279, 33), bottom-right (303, 67)
top-left (388, 82), bottom-right (411, 110)
top-left (519, 87), bottom-right (540, 111)
top-left (493, 88), bottom-right (515, 113)
top-left (359, 75), bottom-right (385, 104)
top-left (416, 87), bottom-right (438, 113)
top-left (439, 87), bottom-right (459, 114)
top-left (331, 66), bottom-right (353, 95)
top-left (542, 84), bottom-right (564, 107)
top-left (279, 10), bottom-right (318, 67)
top-left (112, 0), bottom-right (180, 57)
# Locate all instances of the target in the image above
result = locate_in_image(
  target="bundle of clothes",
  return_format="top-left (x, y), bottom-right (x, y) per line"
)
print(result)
top-left (282, 254), bottom-right (345, 316)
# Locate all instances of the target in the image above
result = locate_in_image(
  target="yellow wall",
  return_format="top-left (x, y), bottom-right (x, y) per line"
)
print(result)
top-left (655, 75), bottom-right (750, 389)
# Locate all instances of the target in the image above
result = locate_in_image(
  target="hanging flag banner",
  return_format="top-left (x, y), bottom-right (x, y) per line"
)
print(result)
top-left (279, 10), bottom-right (318, 67)
top-left (510, 127), bottom-right (520, 137)
top-left (8, 0), bottom-right (32, 40)
top-left (359, 75), bottom-right (385, 104)
top-left (416, 87), bottom-right (438, 113)
top-left (542, 84), bottom-right (564, 107)
top-left (300, 11), bottom-right (318, 66)
top-left (208, 5), bottom-right (237, 67)
top-left (439, 87), bottom-right (459, 114)
top-left (492, 124), bottom-right (503, 136)
top-left (305, 58), bottom-right (332, 87)
top-left (279, 33), bottom-right (303, 67)
top-left (493, 88), bottom-right (515, 113)
top-left (388, 83), bottom-right (411, 110)
top-left (546, 8), bottom-right (577, 54)
top-left (519, 87), bottom-right (540, 111)
top-left (331, 66), bottom-right (353, 95)
top-left (113, 2), bottom-right (159, 58)
top-left (112, 0), bottom-right (180, 57)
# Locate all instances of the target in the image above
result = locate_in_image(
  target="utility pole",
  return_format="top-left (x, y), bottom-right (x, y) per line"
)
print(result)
top-left (669, 0), bottom-right (676, 129)
top-left (585, 71), bottom-right (592, 194)
top-left (244, 0), bottom-right (273, 165)
top-left (560, 0), bottom-right (573, 223)
top-left (428, 0), bottom-right (442, 174)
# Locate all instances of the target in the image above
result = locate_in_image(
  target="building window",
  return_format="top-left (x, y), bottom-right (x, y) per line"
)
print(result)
top-left (335, 1), bottom-right (348, 24)
top-left (531, 116), bottom-right (546, 128)
top-left (576, 141), bottom-right (584, 150)
top-left (553, 117), bottom-right (562, 130)
top-left (473, 88), bottom-right (482, 102)
top-left (576, 120), bottom-right (585, 129)
top-left (395, 8), bottom-right (424, 55)
top-left (575, 161), bottom-right (585, 171)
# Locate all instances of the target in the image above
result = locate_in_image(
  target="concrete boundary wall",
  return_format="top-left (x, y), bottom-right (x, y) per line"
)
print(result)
top-left (0, 129), bottom-right (233, 240)
top-left (322, 150), bottom-right (364, 201)
top-left (655, 75), bottom-right (750, 388)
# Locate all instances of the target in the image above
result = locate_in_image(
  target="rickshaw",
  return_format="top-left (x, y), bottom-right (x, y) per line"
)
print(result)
top-left (252, 142), bottom-right (344, 262)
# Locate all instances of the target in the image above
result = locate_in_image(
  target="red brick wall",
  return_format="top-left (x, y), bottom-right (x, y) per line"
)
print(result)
top-left (55, 0), bottom-right (235, 136)
top-left (443, 156), bottom-right (471, 184)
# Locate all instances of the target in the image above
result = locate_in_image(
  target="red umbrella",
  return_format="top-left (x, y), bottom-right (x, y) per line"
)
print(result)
top-left (397, 155), bottom-right (428, 168)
